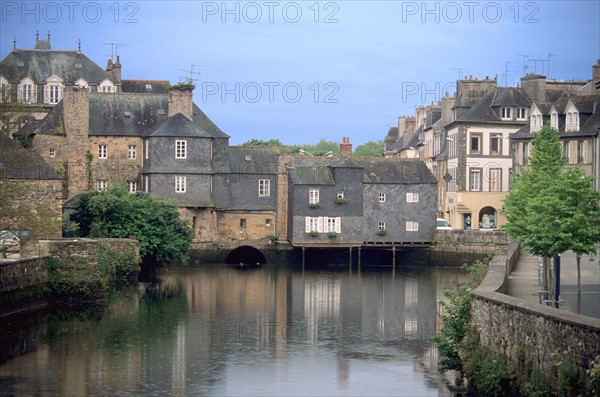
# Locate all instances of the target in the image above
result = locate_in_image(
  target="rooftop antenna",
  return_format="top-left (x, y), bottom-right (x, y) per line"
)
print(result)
top-left (103, 42), bottom-right (128, 61)
top-left (529, 58), bottom-right (546, 75)
top-left (452, 68), bottom-right (468, 80)
top-left (502, 61), bottom-right (514, 86)
top-left (179, 64), bottom-right (205, 84)
top-left (547, 53), bottom-right (557, 79)
top-left (519, 54), bottom-right (529, 76)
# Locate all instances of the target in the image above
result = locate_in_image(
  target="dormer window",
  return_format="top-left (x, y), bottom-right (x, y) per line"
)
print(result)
top-left (18, 77), bottom-right (37, 103)
top-left (501, 107), bottom-right (512, 120)
top-left (98, 79), bottom-right (116, 93)
top-left (551, 111), bottom-right (558, 129)
top-left (74, 78), bottom-right (89, 90)
top-left (44, 75), bottom-right (63, 104)
top-left (530, 113), bottom-right (542, 132)
top-left (566, 111), bottom-right (579, 132)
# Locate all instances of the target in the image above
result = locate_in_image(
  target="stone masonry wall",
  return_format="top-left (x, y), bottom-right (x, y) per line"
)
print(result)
top-left (0, 257), bottom-right (48, 293)
top-left (62, 86), bottom-right (90, 197)
top-left (433, 229), bottom-right (508, 255)
top-left (471, 249), bottom-right (600, 394)
top-left (89, 136), bottom-right (143, 188)
top-left (217, 211), bottom-right (277, 242)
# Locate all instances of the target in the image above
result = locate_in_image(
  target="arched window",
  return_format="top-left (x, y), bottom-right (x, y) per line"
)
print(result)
top-left (478, 206), bottom-right (497, 229)
top-left (18, 77), bottom-right (37, 103)
top-left (98, 79), bottom-right (116, 93)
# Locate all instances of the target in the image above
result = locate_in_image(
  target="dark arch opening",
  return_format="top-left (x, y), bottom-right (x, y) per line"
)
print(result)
top-left (226, 246), bottom-right (267, 265)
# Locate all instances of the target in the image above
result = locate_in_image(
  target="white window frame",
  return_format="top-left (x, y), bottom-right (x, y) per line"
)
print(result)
top-left (470, 134), bottom-right (481, 155)
top-left (378, 193), bottom-right (386, 203)
top-left (550, 112), bottom-right (558, 129)
top-left (258, 179), bottom-right (270, 197)
top-left (128, 145), bottom-right (136, 159)
top-left (305, 217), bottom-right (321, 233)
top-left (378, 222), bottom-right (386, 231)
top-left (324, 217), bottom-right (341, 233)
top-left (406, 192), bottom-right (419, 203)
top-left (516, 107), bottom-right (527, 120)
top-left (175, 140), bottom-right (187, 159)
top-left (490, 134), bottom-right (502, 155)
top-left (309, 188), bottom-right (319, 205)
top-left (406, 221), bottom-right (419, 231)
top-left (18, 77), bottom-right (36, 103)
top-left (44, 76), bottom-right (63, 104)
top-left (501, 107), bottom-right (512, 120)
top-left (175, 176), bottom-right (187, 193)
top-left (128, 181), bottom-right (137, 193)
top-left (49, 148), bottom-right (55, 158)
top-left (98, 144), bottom-right (107, 159)
top-left (98, 79), bottom-right (116, 93)
top-left (567, 141), bottom-right (577, 164)
top-left (337, 191), bottom-right (345, 199)
top-left (97, 180), bottom-right (108, 192)
top-left (470, 169), bottom-right (481, 191)
top-left (144, 175), bottom-right (149, 192)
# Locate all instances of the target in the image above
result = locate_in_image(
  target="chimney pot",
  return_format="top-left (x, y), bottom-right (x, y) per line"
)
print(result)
top-left (340, 137), bottom-right (352, 157)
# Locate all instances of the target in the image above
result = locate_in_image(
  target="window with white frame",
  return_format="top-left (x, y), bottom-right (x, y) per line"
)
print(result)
top-left (144, 175), bottom-right (149, 192)
top-left (501, 107), bottom-right (512, 120)
top-left (406, 221), bottom-right (419, 231)
top-left (378, 193), bottom-right (386, 202)
top-left (489, 168), bottom-right (502, 192)
top-left (128, 181), bottom-right (137, 193)
top-left (378, 222), bottom-right (386, 231)
top-left (406, 192), bottom-right (419, 203)
top-left (566, 112), bottom-right (579, 132)
top-left (490, 134), bottom-right (502, 155)
top-left (98, 144), bottom-right (107, 159)
top-left (128, 145), bottom-right (136, 159)
top-left (74, 78), bottom-right (88, 90)
top-left (516, 108), bottom-right (527, 120)
top-left (145, 140), bottom-right (149, 159)
top-left (175, 140), bottom-right (187, 159)
top-left (49, 148), bottom-right (55, 158)
top-left (470, 168), bottom-right (481, 191)
top-left (567, 141), bottom-right (577, 164)
top-left (97, 180), bottom-right (108, 192)
top-left (18, 77), bottom-right (36, 103)
top-left (326, 217), bottom-right (341, 233)
top-left (258, 179), bottom-right (270, 197)
top-left (305, 217), bottom-right (321, 233)
top-left (551, 112), bottom-right (558, 128)
top-left (309, 188), bottom-right (319, 204)
top-left (44, 76), bottom-right (63, 104)
top-left (175, 176), bottom-right (186, 193)
top-left (579, 140), bottom-right (589, 163)
top-left (531, 113), bottom-right (542, 132)
top-left (337, 191), bottom-right (344, 199)
top-left (98, 79), bottom-right (116, 93)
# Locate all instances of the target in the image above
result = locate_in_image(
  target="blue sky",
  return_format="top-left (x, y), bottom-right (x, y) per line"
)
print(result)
top-left (1, 1), bottom-right (599, 146)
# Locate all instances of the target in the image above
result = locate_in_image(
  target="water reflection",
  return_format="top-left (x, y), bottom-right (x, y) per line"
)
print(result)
top-left (0, 264), bottom-right (467, 396)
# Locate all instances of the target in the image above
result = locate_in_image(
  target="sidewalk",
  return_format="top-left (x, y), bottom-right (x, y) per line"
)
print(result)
top-left (505, 249), bottom-right (600, 319)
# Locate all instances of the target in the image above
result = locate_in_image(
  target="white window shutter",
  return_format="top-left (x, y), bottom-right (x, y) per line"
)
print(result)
top-left (305, 217), bottom-right (311, 233)
top-left (317, 217), bottom-right (323, 233)
top-left (323, 217), bottom-right (329, 232)
top-left (335, 217), bottom-right (341, 233)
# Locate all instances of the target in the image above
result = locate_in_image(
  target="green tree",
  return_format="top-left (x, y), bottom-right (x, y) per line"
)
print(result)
top-left (241, 138), bottom-right (285, 147)
top-left (503, 125), bottom-right (600, 300)
top-left (354, 140), bottom-right (384, 157)
top-left (71, 185), bottom-right (193, 263)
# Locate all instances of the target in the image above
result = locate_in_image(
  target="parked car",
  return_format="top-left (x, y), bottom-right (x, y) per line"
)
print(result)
top-left (436, 218), bottom-right (453, 231)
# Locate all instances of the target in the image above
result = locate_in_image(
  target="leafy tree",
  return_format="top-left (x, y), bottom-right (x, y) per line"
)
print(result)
top-left (503, 125), bottom-right (600, 300)
top-left (71, 185), bottom-right (193, 263)
top-left (241, 138), bottom-right (285, 147)
top-left (354, 140), bottom-right (384, 157)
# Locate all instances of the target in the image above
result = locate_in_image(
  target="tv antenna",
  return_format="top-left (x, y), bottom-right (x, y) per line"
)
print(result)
top-left (547, 53), bottom-right (558, 79)
top-left (502, 61), bottom-right (514, 86)
top-left (179, 64), bottom-right (205, 84)
top-left (519, 54), bottom-right (529, 77)
top-left (103, 42), bottom-right (128, 61)
top-left (528, 58), bottom-right (546, 75)
top-left (452, 68), bottom-right (468, 80)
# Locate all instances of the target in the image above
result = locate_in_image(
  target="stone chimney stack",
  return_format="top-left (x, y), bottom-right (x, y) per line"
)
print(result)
top-left (521, 73), bottom-right (547, 103)
top-left (168, 86), bottom-right (194, 120)
top-left (593, 59), bottom-right (600, 88)
top-left (340, 136), bottom-right (352, 157)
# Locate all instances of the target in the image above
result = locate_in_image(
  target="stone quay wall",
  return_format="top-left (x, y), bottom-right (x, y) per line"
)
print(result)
top-left (471, 243), bottom-right (600, 394)
top-left (0, 257), bottom-right (48, 293)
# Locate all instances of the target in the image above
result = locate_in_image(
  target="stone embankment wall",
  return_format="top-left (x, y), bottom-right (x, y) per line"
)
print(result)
top-left (471, 243), bottom-right (600, 394)
top-left (0, 257), bottom-right (48, 292)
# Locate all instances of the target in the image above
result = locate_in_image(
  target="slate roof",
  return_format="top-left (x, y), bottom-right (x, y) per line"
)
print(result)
top-left (453, 88), bottom-right (530, 124)
top-left (0, 136), bottom-right (61, 180)
top-left (289, 157), bottom-right (436, 185)
top-left (0, 49), bottom-right (110, 84)
top-left (490, 87), bottom-right (531, 108)
top-left (384, 126), bottom-right (398, 142)
top-left (147, 113), bottom-right (219, 138)
top-left (227, 147), bottom-right (279, 174)
top-left (121, 80), bottom-right (170, 94)
top-left (89, 93), bottom-right (169, 136)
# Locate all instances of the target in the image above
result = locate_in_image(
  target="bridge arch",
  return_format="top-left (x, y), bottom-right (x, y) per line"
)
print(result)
top-left (226, 245), bottom-right (267, 265)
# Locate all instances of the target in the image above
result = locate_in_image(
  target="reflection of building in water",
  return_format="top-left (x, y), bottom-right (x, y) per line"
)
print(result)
top-left (304, 278), bottom-right (341, 342)
top-left (172, 322), bottom-right (186, 395)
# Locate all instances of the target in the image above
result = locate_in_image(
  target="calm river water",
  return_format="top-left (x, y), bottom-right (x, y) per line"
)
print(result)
top-left (0, 263), bottom-right (467, 396)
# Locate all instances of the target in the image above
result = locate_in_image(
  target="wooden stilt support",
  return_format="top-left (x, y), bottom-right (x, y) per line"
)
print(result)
top-left (392, 245), bottom-right (396, 269)
top-left (302, 247), bottom-right (305, 272)
top-left (358, 247), bottom-right (362, 270)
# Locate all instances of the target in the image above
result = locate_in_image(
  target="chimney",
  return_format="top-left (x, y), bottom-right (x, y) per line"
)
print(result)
top-left (593, 59), bottom-right (600, 87)
top-left (340, 136), bottom-right (352, 157)
top-left (111, 55), bottom-right (122, 82)
top-left (168, 85), bottom-right (194, 120)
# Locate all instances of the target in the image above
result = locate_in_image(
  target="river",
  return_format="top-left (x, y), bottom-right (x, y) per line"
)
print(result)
top-left (0, 263), bottom-right (467, 396)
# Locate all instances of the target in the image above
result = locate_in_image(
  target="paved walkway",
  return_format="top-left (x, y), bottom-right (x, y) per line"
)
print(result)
top-left (505, 248), bottom-right (600, 319)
